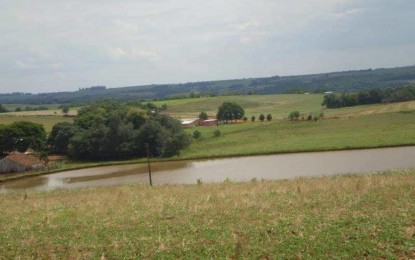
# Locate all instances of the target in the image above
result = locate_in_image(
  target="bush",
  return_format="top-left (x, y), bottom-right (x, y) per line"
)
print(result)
top-left (259, 114), bottom-right (265, 122)
top-left (266, 114), bottom-right (272, 121)
top-left (199, 111), bottom-right (208, 120)
top-left (243, 116), bottom-right (248, 122)
top-left (251, 116), bottom-right (256, 122)
top-left (193, 130), bottom-right (201, 139)
top-left (213, 129), bottom-right (221, 137)
top-left (289, 111), bottom-right (300, 121)
top-left (307, 114), bottom-right (313, 121)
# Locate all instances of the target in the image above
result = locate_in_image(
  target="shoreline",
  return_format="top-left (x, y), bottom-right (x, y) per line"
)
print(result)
top-left (1, 143), bottom-right (414, 184)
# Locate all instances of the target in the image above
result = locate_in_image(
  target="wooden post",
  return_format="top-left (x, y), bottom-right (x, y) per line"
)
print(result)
top-left (145, 143), bottom-right (153, 186)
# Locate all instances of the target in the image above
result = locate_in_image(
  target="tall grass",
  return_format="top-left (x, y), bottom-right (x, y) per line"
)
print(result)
top-left (0, 170), bottom-right (414, 258)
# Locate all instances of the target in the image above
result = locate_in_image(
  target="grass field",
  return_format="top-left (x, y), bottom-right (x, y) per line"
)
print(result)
top-left (155, 94), bottom-right (415, 119)
top-left (180, 111), bottom-right (415, 159)
top-left (0, 170), bottom-right (414, 258)
top-left (0, 114), bottom-right (74, 132)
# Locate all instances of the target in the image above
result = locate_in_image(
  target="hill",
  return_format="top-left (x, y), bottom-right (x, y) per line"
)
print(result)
top-left (1, 65), bottom-right (415, 104)
top-left (1, 170), bottom-right (414, 258)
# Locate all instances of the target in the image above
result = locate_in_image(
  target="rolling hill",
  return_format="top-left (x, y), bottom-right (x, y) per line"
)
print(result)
top-left (1, 65), bottom-right (415, 105)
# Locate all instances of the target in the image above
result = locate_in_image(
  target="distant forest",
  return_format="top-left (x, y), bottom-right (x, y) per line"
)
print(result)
top-left (2, 66), bottom-right (415, 105)
top-left (322, 84), bottom-right (415, 108)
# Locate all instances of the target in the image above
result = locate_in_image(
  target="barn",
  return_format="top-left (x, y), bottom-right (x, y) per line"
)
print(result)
top-left (200, 119), bottom-right (218, 126)
top-left (180, 119), bottom-right (201, 128)
top-left (0, 153), bottom-right (44, 174)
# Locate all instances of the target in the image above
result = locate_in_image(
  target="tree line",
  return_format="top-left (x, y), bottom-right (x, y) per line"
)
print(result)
top-left (322, 84), bottom-right (415, 108)
top-left (0, 101), bottom-right (191, 160)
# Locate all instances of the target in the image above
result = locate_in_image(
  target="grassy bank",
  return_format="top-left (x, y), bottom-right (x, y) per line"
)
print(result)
top-left (1, 170), bottom-right (414, 258)
top-left (1, 111), bottom-right (414, 183)
top-left (181, 111), bottom-right (415, 159)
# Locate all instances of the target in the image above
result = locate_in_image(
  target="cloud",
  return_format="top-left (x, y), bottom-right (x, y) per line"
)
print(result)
top-left (0, 0), bottom-right (414, 93)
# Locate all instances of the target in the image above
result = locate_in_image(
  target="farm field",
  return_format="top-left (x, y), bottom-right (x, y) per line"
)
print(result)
top-left (155, 94), bottom-right (415, 119)
top-left (181, 111), bottom-right (415, 159)
top-left (0, 114), bottom-right (74, 132)
top-left (0, 169), bottom-right (414, 258)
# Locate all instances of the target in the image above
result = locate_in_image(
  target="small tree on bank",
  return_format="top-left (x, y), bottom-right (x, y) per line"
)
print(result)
top-left (266, 114), bottom-right (272, 121)
top-left (251, 116), bottom-right (256, 122)
top-left (289, 111), bottom-right (300, 121)
top-left (199, 111), bottom-right (208, 120)
top-left (216, 102), bottom-right (245, 123)
top-left (259, 114), bottom-right (265, 122)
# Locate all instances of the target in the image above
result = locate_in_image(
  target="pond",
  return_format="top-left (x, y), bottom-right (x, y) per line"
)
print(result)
top-left (1, 146), bottom-right (415, 193)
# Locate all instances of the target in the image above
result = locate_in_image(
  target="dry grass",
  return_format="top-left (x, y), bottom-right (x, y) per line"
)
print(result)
top-left (1, 170), bottom-right (414, 258)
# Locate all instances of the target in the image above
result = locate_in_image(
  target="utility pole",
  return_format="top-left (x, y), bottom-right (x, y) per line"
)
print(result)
top-left (145, 143), bottom-right (153, 186)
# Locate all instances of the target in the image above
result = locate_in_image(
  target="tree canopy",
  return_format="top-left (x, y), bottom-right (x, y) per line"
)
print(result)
top-left (48, 101), bottom-right (191, 160)
top-left (216, 102), bottom-right (245, 122)
top-left (0, 121), bottom-right (46, 154)
top-left (0, 104), bottom-right (8, 113)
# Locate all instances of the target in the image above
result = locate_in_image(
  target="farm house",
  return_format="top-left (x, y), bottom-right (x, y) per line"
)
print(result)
top-left (200, 119), bottom-right (218, 126)
top-left (0, 153), bottom-right (44, 173)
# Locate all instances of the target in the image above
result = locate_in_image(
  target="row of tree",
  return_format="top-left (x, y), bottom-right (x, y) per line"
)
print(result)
top-left (322, 84), bottom-right (415, 108)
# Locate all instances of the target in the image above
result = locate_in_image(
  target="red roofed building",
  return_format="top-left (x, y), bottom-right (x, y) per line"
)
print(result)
top-left (200, 119), bottom-right (218, 126)
top-left (0, 153), bottom-right (44, 173)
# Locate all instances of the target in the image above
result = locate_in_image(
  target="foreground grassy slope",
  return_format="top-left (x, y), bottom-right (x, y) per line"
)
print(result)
top-left (181, 111), bottom-right (415, 159)
top-left (1, 170), bottom-right (414, 258)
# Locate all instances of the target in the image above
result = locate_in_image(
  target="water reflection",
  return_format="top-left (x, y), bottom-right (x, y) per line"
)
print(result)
top-left (1, 146), bottom-right (415, 193)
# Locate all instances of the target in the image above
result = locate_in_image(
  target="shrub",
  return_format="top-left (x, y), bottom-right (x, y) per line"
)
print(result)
top-left (259, 114), bottom-right (265, 122)
top-left (288, 111), bottom-right (300, 121)
top-left (266, 114), bottom-right (272, 121)
top-left (193, 130), bottom-right (201, 139)
top-left (243, 116), bottom-right (248, 122)
top-left (307, 114), bottom-right (313, 121)
top-left (199, 111), bottom-right (208, 120)
top-left (213, 129), bottom-right (221, 137)
top-left (251, 116), bottom-right (256, 122)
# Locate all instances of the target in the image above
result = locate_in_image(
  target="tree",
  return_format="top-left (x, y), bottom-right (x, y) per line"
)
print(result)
top-left (199, 111), bottom-right (208, 120)
top-left (47, 122), bottom-right (76, 154)
top-left (289, 111), bottom-right (300, 121)
top-left (259, 114), bottom-right (265, 122)
top-left (0, 104), bottom-right (8, 113)
top-left (216, 102), bottom-right (245, 123)
top-left (251, 116), bottom-right (256, 122)
top-left (307, 114), bottom-right (313, 121)
top-left (62, 105), bottom-right (70, 115)
top-left (0, 121), bottom-right (46, 153)
top-left (243, 116), bottom-right (248, 122)
top-left (266, 114), bottom-right (272, 121)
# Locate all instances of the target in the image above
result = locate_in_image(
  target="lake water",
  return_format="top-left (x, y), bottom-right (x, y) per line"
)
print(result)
top-left (1, 146), bottom-right (415, 193)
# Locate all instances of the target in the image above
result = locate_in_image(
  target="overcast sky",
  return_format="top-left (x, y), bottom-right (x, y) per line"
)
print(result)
top-left (1, 0), bottom-right (414, 94)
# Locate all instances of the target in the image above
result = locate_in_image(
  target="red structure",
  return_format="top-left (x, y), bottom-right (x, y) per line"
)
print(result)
top-left (200, 119), bottom-right (218, 126)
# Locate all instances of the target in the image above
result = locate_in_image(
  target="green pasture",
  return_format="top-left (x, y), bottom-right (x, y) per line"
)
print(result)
top-left (156, 94), bottom-right (415, 120)
top-left (181, 112), bottom-right (415, 159)
top-left (0, 115), bottom-right (73, 132)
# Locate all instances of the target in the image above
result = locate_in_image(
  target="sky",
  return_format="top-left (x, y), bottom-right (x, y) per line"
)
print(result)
top-left (1, 0), bottom-right (415, 94)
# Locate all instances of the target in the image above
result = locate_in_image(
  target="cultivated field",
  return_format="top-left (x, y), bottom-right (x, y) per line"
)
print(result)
top-left (0, 114), bottom-right (74, 132)
top-left (1, 170), bottom-right (414, 258)
top-left (155, 94), bottom-right (415, 119)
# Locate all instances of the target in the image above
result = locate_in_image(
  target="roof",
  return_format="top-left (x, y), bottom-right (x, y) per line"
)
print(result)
top-left (202, 119), bottom-right (218, 122)
top-left (3, 153), bottom-right (42, 167)
top-left (180, 118), bottom-right (200, 124)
